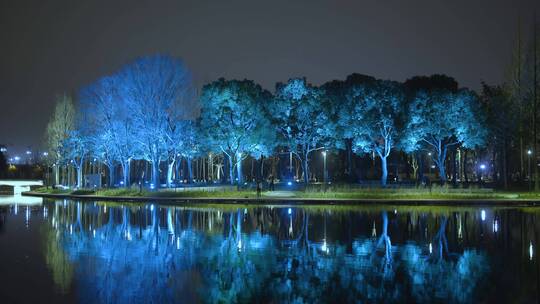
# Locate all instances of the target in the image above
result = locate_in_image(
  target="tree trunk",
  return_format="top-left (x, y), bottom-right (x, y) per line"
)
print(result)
top-left (380, 155), bottom-right (388, 186)
top-left (54, 165), bottom-right (59, 185)
top-left (122, 161), bottom-right (130, 187)
top-left (166, 160), bottom-right (175, 188)
top-left (346, 139), bottom-right (353, 182)
top-left (151, 159), bottom-right (159, 190)
top-left (77, 165), bottom-right (83, 189)
top-left (437, 146), bottom-right (448, 183)
top-left (108, 163), bottom-right (115, 188)
top-left (236, 157), bottom-right (243, 186)
top-left (228, 155), bottom-right (234, 185)
top-left (463, 150), bottom-right (469, 183)
top-left (187, 157), bottom-right (193, 184)
top-left (452, 148), bottom-right (457, 186)
top-left (303, 157), bottom-right (309, 184)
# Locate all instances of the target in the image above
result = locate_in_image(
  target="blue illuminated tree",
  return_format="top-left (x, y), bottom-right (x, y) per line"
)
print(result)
top-left (270, 78), bottom-right (328, 183)
top-left (177, 119), bottom-right (201, 184)
top-left (322, 74), bottom-right (377, 181)
top-left (345, 80), bottom-right (406, 186)
top-left (406, 89), bottom-right (487, 183)
top-left (64, 129), bottom-right (90, 188)
top-left (119, 55), bottom-right (195, 189)
top-left (199, 79), bottom-right (273, 186)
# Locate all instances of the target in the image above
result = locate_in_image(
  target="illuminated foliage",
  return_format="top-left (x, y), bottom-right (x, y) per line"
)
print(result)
top-left (406, 89), bottom-right (487, 182)
top-left (345, 80), bottom-right (406, 186)
top-left (270, 78), bottom-right (329, 183)
top-left (199, 79), bottom-right (273, 185)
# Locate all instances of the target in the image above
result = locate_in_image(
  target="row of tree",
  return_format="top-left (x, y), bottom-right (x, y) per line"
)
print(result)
top-left (45, 54), bottom-right (490, 189)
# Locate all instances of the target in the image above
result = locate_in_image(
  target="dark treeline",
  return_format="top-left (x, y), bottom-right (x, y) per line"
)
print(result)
top-left (43, 47), bottom-right (538, 190)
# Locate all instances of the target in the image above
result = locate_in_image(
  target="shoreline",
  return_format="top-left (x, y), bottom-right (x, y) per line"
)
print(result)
top-left (21, 191), bottom-right (540, 207)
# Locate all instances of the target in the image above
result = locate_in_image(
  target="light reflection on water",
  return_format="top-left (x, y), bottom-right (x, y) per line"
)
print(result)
top-left (0, 198), bottom-right (539, 303)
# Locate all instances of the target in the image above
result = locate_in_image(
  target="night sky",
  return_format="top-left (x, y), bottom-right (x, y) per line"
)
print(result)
top-left (1, 0), bottom-right (539, 154)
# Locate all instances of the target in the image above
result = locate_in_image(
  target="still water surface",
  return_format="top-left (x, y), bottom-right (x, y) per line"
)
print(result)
top-left (0, 197), bottom-right (539, 303)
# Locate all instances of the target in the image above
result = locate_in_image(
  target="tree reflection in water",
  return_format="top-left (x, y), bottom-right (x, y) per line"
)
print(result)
top-left (41, 201), bottom-right (494, 303)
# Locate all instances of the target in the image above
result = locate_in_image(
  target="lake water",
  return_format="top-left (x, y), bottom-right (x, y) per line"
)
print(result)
top-left (0, 196), bottom-right (538, 303)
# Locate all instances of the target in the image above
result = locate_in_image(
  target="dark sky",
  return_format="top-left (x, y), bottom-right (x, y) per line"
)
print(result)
top-left (1, 0), bottom-right (539, 154)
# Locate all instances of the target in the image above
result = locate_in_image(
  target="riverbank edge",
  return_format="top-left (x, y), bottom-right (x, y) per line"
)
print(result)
top-left (21, 191), bottom-right (540, 207)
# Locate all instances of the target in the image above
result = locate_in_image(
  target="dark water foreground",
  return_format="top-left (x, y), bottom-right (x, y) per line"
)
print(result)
top-left (0, 197), bottom-right (539, 303)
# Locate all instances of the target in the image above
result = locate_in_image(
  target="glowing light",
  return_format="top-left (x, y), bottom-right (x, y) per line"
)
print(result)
top-left (120, 181), bottom-right (124, 185)
top-left (288, 208), bottom-right (292, 215)
top-left (150, 183), bottom-right (155, 190)
top-left (93, 229), bottom-right (96, 238)
top-left (321, 240), bottom-right (329, 254)
top-left (429, 243), bottom-right (433, 254)
top-left (287, 181), bottom-right (292, 186)
top-left (25, 150), bottom-right (31, 155)
top-left (480, 164), bottom-right (486, 170)
top-left (176, 237), bottom-right (180, 250)
top-left (150, 204), bottom-right (154, 211)
top-left (42, 152), bottom-right (48, 156)
top-left (481, 210), bottom-right (486, 221)
top-left (237, 239), bottom-right (242, 251)
top-left (530, 242), bottom-right (534, 261)
top-left (528, 150), bottom-right (533, 155)
top-left (394, 209), bottom-right (397, 214)
top-left (493, 220), bottom-right (499, 233)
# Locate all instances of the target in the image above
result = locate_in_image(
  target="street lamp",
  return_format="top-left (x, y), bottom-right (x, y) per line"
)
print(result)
top-left (528, 149), bottom-right (533, 191)
top-left (427, 152), bottom-right (432, 175)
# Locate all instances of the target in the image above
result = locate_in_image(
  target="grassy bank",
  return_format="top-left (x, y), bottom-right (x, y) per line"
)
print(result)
top-left (29, 185), bottom-right (540, 200)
